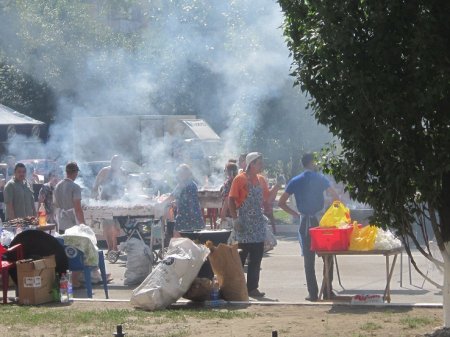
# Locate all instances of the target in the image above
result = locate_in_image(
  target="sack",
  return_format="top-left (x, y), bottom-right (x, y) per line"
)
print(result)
top-left (183, 278), bottom-right (212, 302)
top-left (349, 224), bottom-right (378, 251)
top-left (130, 238), bottom-right (209, 310)
top-left (320, 201), bottom-right (351, 227)
top-left (264, 225), bottom-right (277, 252)
top-left (373, 228), bottom-right (402, 250)
top-left (206, 241), bottom-right (249, 301)
top-left (124, 238), bottom-right (152, 285)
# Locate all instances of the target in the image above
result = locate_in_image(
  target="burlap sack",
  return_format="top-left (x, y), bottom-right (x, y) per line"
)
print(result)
top-left (206, 241), bottom-right (249, 301)
top-left (183, 278), bottom-right (212, 302)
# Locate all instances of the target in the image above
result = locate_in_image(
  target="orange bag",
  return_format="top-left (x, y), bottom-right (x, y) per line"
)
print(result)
top-left (320, 201), bottom-right (351, 227)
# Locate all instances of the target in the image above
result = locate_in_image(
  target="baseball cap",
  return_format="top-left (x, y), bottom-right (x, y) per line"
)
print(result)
top-left (66, 162), bottom-right (80, 173)
top-left (245, 152), bottom-right (262, 171)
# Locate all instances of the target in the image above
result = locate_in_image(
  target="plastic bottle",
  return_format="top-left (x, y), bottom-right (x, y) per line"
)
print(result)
top-left (66, 270), bottom-right (73, 301)
top-left (60, 273), bottom-right (69, 303)
top-left (38, 203), bottom-right (47, 226)
top-left (51, 274), bottom-right (60, 302)
top-left (210, 275), bottom-right (220, 307)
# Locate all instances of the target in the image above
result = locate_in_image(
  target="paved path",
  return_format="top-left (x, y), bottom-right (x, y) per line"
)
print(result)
top-left (64, 234), bottom-right (443, 304)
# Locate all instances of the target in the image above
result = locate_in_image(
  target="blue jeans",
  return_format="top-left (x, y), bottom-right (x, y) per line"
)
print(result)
top-left (298, 215), bottom-right (333, 299)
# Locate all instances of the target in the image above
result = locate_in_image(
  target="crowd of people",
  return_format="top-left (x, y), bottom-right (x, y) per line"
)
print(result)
top-left (0, 151), bottom-right (339, 301)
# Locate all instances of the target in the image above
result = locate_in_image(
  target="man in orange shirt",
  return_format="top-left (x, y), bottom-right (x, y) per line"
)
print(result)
top-left (229, 152), bottom-right (270, 298)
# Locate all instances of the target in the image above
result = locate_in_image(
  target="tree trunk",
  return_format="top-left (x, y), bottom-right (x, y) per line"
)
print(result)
top-left (438, 172), bottom-right (450, 327)
top-left (443, 244), bottom-right (450, 327)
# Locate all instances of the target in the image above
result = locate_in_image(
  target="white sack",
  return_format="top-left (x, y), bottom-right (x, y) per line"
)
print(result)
top-left (130, 238), bottom-right (209, 310)
top-left (374, 228), bottom-right (402, 250)
top-left (124, 238), bottom-right (152, 286)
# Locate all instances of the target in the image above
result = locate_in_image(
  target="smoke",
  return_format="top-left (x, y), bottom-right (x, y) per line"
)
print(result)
top-left (1, 0), bottom-right (332, 189)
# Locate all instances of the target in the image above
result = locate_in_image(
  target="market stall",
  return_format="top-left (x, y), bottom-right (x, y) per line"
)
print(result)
top-left (197, 188), bottom-right (222, 228)
top-left (82, 195), bottom-right (169, 237)
top-left (310, 201), bottom-right (403, 303)
top-left (317, 247), bottom-right (402, 303)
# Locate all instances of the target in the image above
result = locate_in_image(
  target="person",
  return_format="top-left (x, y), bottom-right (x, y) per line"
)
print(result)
top-left (38, 171), bottom-right (60, 223)
top-left (219, 161), bottom-right (239, 226)
top-left (239, 156), bottom-right (283, 236)
top-left (238, 153), bottom-right (247, 174)
top-left (3, 163), bottom-right (36, 221)
top-left (264, 175), bottom-right (286, 235)
top-left (91, 155), bottom-right (126, 252)
top-left (53, 162), bottom-right (85, 233)
top-left (278, 153), bottom-right (339, 301)
top-left (229, 152), bottom-right (270, 298)
top-left (169, 164), bottom-right (205, 236)
top-left (26, 165), bottom-right (40, 185)
top-left (4, 155), bottom-right (16, 182)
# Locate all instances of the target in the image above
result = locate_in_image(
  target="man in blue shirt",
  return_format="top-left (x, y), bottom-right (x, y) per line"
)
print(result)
top-left (278, 153), bottom-right (339, 301)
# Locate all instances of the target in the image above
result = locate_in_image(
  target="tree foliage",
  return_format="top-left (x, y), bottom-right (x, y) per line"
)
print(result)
top-left (279, 0), bottom-right (450, 272)
top-left (250, 81), bottom-right (333, 179)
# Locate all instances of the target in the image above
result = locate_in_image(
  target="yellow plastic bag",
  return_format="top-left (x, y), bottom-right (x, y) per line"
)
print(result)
top-left (349, 224), bottom-right (378, 251)
top-left (320, 201), bottom-right (351, 227)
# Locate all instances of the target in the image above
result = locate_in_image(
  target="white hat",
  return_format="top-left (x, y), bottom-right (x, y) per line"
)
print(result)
top-left (245, 152), bottom-right (262, 171)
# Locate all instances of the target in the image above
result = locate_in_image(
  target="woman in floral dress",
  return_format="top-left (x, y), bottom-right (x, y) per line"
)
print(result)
top-left (171, 164), bottom-right (205, 236)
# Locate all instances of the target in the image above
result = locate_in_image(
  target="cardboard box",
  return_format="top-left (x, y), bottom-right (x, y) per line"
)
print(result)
top-left (17, 255), bottom-right (56, 305)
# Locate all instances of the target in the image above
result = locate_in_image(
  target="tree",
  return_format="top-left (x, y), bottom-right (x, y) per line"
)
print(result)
top-left (250, 80), bottom-right (333, 179)
top-left (279, 0), bottom-right (450, 325)
top-left (0, 60), bottom-right (56, 125)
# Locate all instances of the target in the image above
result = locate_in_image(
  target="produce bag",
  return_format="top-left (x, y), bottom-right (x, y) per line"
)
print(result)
top-left (349, 224), bottom-right (378, 251)
top-left (205, 241), bottom-right (249, 301)
top-left (373, 229), bottom-right (402, 250)
top-left (131, 238), bottom-right (209, 310)
top-left (320, 201), bottom-right (351, 227)
top-left (124, 238), bottom-right (152, 285)
top-left (264, 224), bottom-right (277, 252)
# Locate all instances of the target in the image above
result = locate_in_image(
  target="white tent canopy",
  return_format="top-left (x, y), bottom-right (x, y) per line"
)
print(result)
top-left (181, 119), bottom-right (220, 140)
top-left (0, 104), bottom-right (44, 126)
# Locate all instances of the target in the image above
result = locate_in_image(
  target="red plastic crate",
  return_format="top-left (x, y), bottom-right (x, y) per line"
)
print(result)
top-left (309, 226), bottom-right (353, 251)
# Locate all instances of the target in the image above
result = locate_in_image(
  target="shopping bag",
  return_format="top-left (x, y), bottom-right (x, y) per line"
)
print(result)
top-left (205, 241), bottom-right (249, 301)
top-left (320, 201), bottom-right (351, 227)
top-left (264, 225), bottom-right (277, 252)
top-left (349, 224), bottom-right (378, 251)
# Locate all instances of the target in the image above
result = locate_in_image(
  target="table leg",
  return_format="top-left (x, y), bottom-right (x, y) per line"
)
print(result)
top-left (400, 251), bottom-right (403, 287)
top-left (383, 254), bottom-right (398, 303)
top-left (318, 259), bottom-right (326, 300)
top-left (319, 255), bottom-right (333, 300)
top-left (334, 255), bottom-right (344, 290)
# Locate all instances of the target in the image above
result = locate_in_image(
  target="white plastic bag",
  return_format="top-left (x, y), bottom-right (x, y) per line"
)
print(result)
top-left (130, 238), bottom-right (209, 310)
top-left (65, 224), bottom-right (98, 246)
top-left (373, 228), bottom-right (402, 250)
top-left (124, 238), bottom-right (152, 285)
top-left (220, 218), bottom-right (237, 245)
top-left (0, 230), bottom-right (14, 246)
top-left (264, 225), bottom-right (277, 252)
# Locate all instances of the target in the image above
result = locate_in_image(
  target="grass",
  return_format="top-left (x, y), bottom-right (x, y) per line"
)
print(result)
top-left (273, 209), bottom-right (293, 225)
top-left (0, 306), bottom-right (254, 326)
top-left (399, 315), bottom-right (435, 329)
top-left (360, 322), bottom-right (382, 331)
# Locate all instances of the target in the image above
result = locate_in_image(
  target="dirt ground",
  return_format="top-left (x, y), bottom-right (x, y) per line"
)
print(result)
top-left (0, 301), bottom-right (444, 337)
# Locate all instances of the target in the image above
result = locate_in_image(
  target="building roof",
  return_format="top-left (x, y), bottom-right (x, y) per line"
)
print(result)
top-left (0, 104), bottom-right (44, 126)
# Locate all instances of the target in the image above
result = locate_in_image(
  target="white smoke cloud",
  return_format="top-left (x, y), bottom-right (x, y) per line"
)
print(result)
top-left (1, 0), bottom-right (332, 187)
